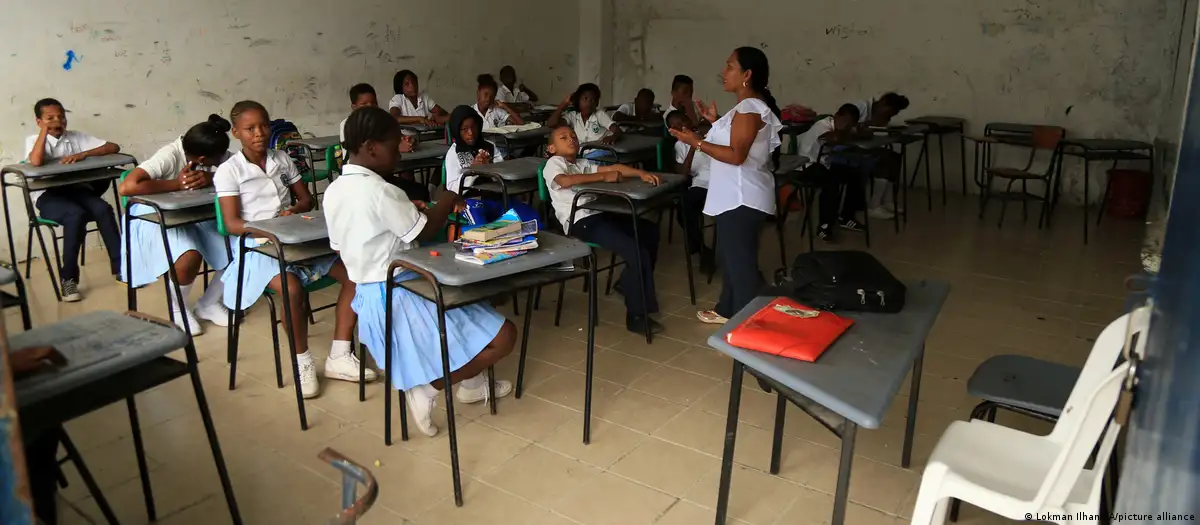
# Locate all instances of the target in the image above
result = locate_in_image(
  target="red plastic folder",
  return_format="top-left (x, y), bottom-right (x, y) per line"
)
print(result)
top-left (725, 298), bottom-right (854, 362)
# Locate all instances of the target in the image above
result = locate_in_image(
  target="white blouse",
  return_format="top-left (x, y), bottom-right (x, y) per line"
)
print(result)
top-left (213, 150), bottom-right (301, 222)
top-left (702, 98), bottom-right (782, 216)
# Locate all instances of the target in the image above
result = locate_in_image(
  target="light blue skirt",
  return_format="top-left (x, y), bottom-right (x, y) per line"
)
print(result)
top-left (122, 203), bottom-right (232, 288)
top-left (352, 276), bottom-right (505, 391)
top-left (220, 239), bottom-right (338, 310)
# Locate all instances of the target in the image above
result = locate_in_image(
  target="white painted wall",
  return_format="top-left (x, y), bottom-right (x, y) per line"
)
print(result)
top-left (609, 0), bottom-right (1189, 204)
top-left (0, 0), bottom-right (578, 257)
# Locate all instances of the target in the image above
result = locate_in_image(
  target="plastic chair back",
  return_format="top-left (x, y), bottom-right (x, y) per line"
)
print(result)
top-left (1048, 313), bottom-right (1131, 443)
top-left (214, 195), bottom-right (229, 237)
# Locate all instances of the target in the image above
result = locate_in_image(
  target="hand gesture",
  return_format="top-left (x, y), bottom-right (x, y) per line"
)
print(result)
top-left (412, 200), bottom-right (429, 211)
top-left (496, 100), bottom-right (510, 110)
top-left (279, 209), bottom-right (294, 217)
top-left (560, 94), bottom-right (573, 107)
top-left (697, 100), bottom-right (719, 123)
top-left (420, 117), bottom-right (437, 127)
top-left (668, 127), bottom-right (702, 148)
top-left (398, 135), bottom-right (416, 153)
top-left (638, 172), bottom-right (661, 186)
top-left (472, 149), bottom-right (491, 166)
top-left (10, 346), bottom-right (67, 379)
top-left (600, 135), bottom-right (617, 146)
top-left (519, 83), bottom-right (528, 92)
top-left (61, 152), bottom-right (86, 164)
top-left (179, 164), bottom-right (211, 190)
top-left (436, 188), bottom-right (463, 205)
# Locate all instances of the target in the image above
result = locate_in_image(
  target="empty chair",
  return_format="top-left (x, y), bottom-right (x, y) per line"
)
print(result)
top-left (978, 125), bottom-right (1064, 229)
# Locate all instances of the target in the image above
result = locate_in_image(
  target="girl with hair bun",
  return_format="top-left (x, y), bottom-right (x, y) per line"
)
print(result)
top-left (119, 114), bottom-right (238, 336)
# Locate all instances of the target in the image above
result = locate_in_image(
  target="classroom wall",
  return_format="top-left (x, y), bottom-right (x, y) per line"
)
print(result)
top-left (0, 0), bottom-right (578, 258)
top-left (609, 0), bottom-right (1189, 204)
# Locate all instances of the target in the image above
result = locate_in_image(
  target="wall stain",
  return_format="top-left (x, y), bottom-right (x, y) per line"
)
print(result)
top-left (124, 104), bottom-right (136, 109)
top-left (62, 50), bottom-right (78, 70)
top-left (236, 78), bottom-right (248, 85)
top-left (397, 54), bottom-right (414, 60)
top-left (198, 90), bottom-right (223, 102)
top-left (228, 23), bottom-right (250, 29)
top-left (248, 39), bottom-right (274, 48)
top-left (980, 22), bottom-right (1006, 36)
top-left (343, 46), bottom-right (363, 58)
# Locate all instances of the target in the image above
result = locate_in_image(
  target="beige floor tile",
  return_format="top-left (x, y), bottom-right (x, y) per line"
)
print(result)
top-left (609, 437), bottom-right (719, 496)
top-left (59, 435), bottom-right (163, 503)
top-left (779, 486), bottom-right (904, 524)
top-left (663, 344), bottom-right (736, 379)
top-left (652, 407), bottom-right (779, 471)
top-left (526, 370), bottom-right (623, 412)
top-left (799, 455), bottom-right (922, 515)
top-left (592, 387), bottom-right (687, 434)
top-left (653, 500), bottom-right (752, 525)
top-left (322, 426), bottom-right (459, 519)
top-left (475, 394), bottom-right (578, 442)
top-left (538, 416), bottom-right (649, 469)
top-left (686, 464), bottom-right (802, 525)
top-left (553, 472), bottom-right (677, 525)
top-left (417, 482), bottom-right (568, 525)
top-left (482, 445), bottom-right (602, 508)
top-left (606, 334), bottom-right (692, 363)
top-left (571, 348), bottom-right (660, 385)
top-left (409, 420), bottom-right (532, 479)
top-left (627, 365), bottom-right (722, 406)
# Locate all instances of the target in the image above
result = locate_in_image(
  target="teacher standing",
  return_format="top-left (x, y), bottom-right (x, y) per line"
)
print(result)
top-left (670, 47), bottom-right (783, 324)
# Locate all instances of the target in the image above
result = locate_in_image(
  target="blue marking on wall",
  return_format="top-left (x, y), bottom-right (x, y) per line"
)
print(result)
top-left (62, 50), bottom-right (77, 70)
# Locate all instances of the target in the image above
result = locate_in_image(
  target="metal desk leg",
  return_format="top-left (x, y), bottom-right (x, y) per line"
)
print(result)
top-left (832, 422), bottom-right (858, 525)
top-left (185, 344), bottom-right (244, 524)
top-left (583, 253), bottom-right (598, 444)
top-left (714, 361), bottom-right (745, 525)
top-left (61, 432), bottom-right (121, 525)
top-left (769, 393), bottom-right (786, 474)
top-left (1083, 159), bottom-right (1091, 244)
top-left (126, 397), bottom-right (157, 522)
top-left (938, 133), bottom-right (948, 206)
top-left (959, 131), bottom-right (968, 197)
top-left (2, 181), bottom-right (15, 265)
top-left (274, 251), bottom-right (309, 431)
top-left (516, 288), bottom-right (536, 398)
top-left (902, 345), bottom-right (925, 468)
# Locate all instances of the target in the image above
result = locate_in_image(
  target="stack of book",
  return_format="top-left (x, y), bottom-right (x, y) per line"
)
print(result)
top-left (454, 209), bottom-right (539, 265)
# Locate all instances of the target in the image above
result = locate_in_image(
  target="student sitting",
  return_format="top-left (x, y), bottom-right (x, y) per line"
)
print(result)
top-left (795, 104), bottom-right (865, 242)
top-left (474, 74), bottom-right (524, 128)
top-left (612, 88), bottom-right (660, 122)
top-left (548, 83), bottom-right (622, 157)
top-left (497, 65), bottom-right (538, 104)
top-left (666, 75), bottom-right (702, 125)
top-left (324, 106), bottom-right (517, 437)
top-left (119, 114), bottom-right (236, 334)
top-left (853, 92), bottom-right (910, 127)
top-left (666, 110), bottom-right (716, 274)
top-left (842, 92), bottom-right (910, 218)
top-left (387, 70), bottom-right (449, 126)
top-left (215, 100), bottom-right (375, 399)
top-left (340, 83), bottom-right (427, 201)
top-left (24, 98), bottom-right (123, 302)
top-left (542, 125), bottom-right (664, 334)
top-left (444, 105), bottom-right (504, 195)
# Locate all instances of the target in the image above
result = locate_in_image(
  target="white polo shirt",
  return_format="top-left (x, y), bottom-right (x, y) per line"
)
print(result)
top-left (563, 110), bottom-right (614, 143)
top-left (24, 130), bottom-right (108, 204)
top-left (542, 155), bottom-right (599, 231)
top-left (703, 98), bottom-right (782, 216)
top-left (496, 84), bottom-right (530, 104)
top-left (443, 141), bottom-right (505, 194)
top-left (852, 99), bottom-right (874, 124)
top-left (324, 164), bottom-right (427, 284)
top-left (388, 93), bottom-right (437, 118)
top-left (473, 103), bottom-right (511, 129)
top-left (673, 141), bottom-right (711, 189)
top-left (213, 150), bottom-right (301, 222)
top-left (796, 116), bottom-right (836, 168)
top-left (137, 138), bottom-right (231, 181)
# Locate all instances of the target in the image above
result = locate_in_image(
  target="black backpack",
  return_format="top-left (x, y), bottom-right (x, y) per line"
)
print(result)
top-left (772, 251), bottom-right (905, 313)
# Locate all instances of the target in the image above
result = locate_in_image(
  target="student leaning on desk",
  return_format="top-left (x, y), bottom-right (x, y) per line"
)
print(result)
top-left (24, 98), bottom-right (124, 302)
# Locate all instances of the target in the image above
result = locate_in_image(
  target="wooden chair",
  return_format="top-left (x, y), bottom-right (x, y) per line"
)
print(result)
top-left (979, 125), bottom-right (1065, 229)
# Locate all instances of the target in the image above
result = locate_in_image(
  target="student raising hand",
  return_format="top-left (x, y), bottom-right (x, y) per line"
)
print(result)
top-left (697, 100), bottom-right (720, 123)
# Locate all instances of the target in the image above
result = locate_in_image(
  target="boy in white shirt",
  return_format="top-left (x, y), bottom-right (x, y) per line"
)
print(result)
top-left (473, 74), bottom-right (524, 129)
top-left (666, 75), bottom-right (702, 126)
top-left (795, 104), bottom-right (865, 242)
top-left (542, 125), bottom-right (665, 335)
top-left (666, 110), bottom-right (715, 273)
top-left (23, 98), bottom-right (123, 302)
top-left (387, 70), bottom-right (449, 126)
top-left (613, 89), bottom-right (661, 123)
top-left (852, 92), bottom-right (911, 127)
top-left (548, 83), bottom-right (622, 157)
top-left (341, 83), bottom-right (425, 201)
top-left (497, 65), bottom-right (538, 104)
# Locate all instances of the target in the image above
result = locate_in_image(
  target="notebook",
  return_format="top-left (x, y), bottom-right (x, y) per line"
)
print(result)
top-left (725, 297), bottom-right (853, 362)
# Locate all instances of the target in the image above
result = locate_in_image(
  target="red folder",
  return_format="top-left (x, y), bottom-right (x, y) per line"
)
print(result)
top-left (725, 298), bottom-right (853, 362)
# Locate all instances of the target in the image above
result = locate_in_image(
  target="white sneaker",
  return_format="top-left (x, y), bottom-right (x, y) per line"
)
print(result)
top-left (172, 309), bottom-right (204, 336)
top-left (324, 352), bottom-right (379, 383)
top-left (195, 302), bottom-right (231, 327)
top-left (405, 387), bottom-right (439, 437)
top-left (456, 378), bottom-right (514, 404)
top-left (867, 206), bottom-right (896, 220)
top-left (298, 360), bottom-right (321, 399)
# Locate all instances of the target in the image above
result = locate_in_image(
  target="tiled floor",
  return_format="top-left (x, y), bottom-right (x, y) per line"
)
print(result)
top-left (14, 193), bottom-right (1143, 525)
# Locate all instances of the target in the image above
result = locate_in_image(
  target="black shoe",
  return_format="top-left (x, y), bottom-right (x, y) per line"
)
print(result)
top-left (61, 278), bottom-right (82, 302)
top-left (838, 218), bottom-right (864, 232)
top-left (818, 223), bottom-right (837, 243)
top-left (626, 315), bottom-right (664, 335)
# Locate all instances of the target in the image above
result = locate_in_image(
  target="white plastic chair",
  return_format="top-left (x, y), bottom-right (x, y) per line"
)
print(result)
top-left (909, 314), bottom-right (1134, 524)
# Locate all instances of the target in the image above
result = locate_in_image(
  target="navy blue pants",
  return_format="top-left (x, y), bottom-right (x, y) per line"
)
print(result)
top-left (36, 182), bottom-right (121, 280)
top-left (573, 213), bottom-right (660, 317)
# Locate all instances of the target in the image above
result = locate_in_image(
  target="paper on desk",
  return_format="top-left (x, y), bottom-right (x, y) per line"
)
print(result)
top-left (483, 123), bottom-right (543, 135)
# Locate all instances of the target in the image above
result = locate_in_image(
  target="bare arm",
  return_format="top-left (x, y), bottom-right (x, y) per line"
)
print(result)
top-left (118, 167), bottom-right (184, 196)
top-left (27, 128), bottom-right (49, 166)
top-left (547, 96), bottom-right (571, 127)
top-left (286, 181), bottom-right (314, 215)
top-left (218, 195), bottom-right (249, 236)
top-left (520, 84), bottom-right (539, 102)
top-left (694, 112), bottom-right (760, 166)
top-left (552, 163), bottom-right (649, 189)
top-left (431, 105), bottom-right (450, 125)
top-left (611, 111), bottom-right (636, 123)
top-left (674, 147), bottom-right (696, 176)
top-left (415, 192), bottom-right (461, 241)
top-left (498, 102), bottom-right (525, 125)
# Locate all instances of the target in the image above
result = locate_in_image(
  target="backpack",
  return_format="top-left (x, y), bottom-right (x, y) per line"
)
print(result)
top-left (773, 251), bottom-right (905, 313)
top-left (268, 119), bottom-right (310, 175)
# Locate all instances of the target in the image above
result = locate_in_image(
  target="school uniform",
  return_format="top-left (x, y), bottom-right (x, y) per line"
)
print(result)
top-left (496, 84), bottom-right (530, 104)
top-left (544, 155), bottom-right (659, 317)
top-left (673, 141), bottom-right (711, 253)
top-left (388, 93), bottom-right (437, 118)
top-left (472, 103), bottom-right (510, 129)
top-left (704, 98), bottom-right (782, 318)
top-left (122, 138), bottom-right (232, 287)
top-left (214, 149), bottom-right (338, 310)
top-left (852, 99), bottom-right (874, 124)
top-left (795, 117), bottom-right (864, 227)
top-left (443, 141), bottom-right (504, 194)
top-left (23, 131), bottom-right (122, 280)
top-left (665, 101), bottom-right (701, 122)
top-left (324, 164), bottom-right (505, 391)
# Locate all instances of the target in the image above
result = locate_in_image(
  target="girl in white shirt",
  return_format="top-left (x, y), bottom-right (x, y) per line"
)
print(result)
top-left (497, 65), bottom-right (538, 103)
top-left (547, 83), bottom-right (622, 159)
top-left (473, 74), bottom-right (524, 129)
top-left (324, 106), bottom-right (516, 437)
top-left (118, 115), bottom-right (236, 335)
top-left (214, 100), bottom-right (375, 399)
top-left (387, 70), bottom-right (449, 126)
top-left (443, 105), bottom-right (505, 194)
top-left (670, 47), bottom-right (783, 325)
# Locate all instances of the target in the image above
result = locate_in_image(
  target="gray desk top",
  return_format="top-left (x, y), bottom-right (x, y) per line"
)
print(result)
top-left (707, 280), bottom-right (950, 429)
top-left (986, 122), bottom-right (1038, 135)
top-left (485, 127), bottom-right (552, 141)
top-left (465, 157), bottom-right (545, 181)
top-left (571, 172), bottom-right (686, 200)
top-left (401, 124), bottom-right (444, 134)
top-left (391, 232), bottom-right (588, 287)
top-left (292, 136), bottom-right (340, 150)
top-left (1, 154), bottom-right (137, 179)
top-left (12, 311), bottom-right (189, 407)
top-left (245, 210), bottom-right (328, 245)
top-left (398, 143), bottom-right (450, 162)
top-left (1064, 138), bottom-right (1152, 151)
top-left (0, 266), bottom-right (15, 286)
top-left (907, 116), bottom-right (966, 128)
top-left (131, 187), bottom-right (216, 211)
top-left (582, 134), bottom-right (662, 155)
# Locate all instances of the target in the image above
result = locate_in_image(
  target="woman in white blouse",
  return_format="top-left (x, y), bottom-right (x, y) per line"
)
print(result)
top-left (670, 47), bottom-right (783, 324)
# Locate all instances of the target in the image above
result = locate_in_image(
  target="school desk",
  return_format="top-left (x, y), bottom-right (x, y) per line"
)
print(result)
top-left (567, 171), bottom-right (696, 343)
top-left (708, 281), bottom-right (950, 525)
top-left (123, 187), bottom-right (225, 334)
top-left (579, 134), bottom-right (664, 169)
top-left (387, 232), bottom-right (594, 507)
top-left (906, 116), bottom-right (969, 203)
top-left (394, 142), bottom-right (450, 186)
top-left (400, 123), bottom-right (445, 143)
top-left (1, 154), bottom-right (136, 301)
top-left (460, 156), bottom-right (545, 210)
top-left (0, 262), bottom-right (31, 331)
top-left (289, 135), bottom-right (342, 206)
top-left (12, 310), bottom-right (243, 524)
top-left (1057, 139), bottom-right (1153, 244)
top-left (483, 127), bottom-right (552, 158)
